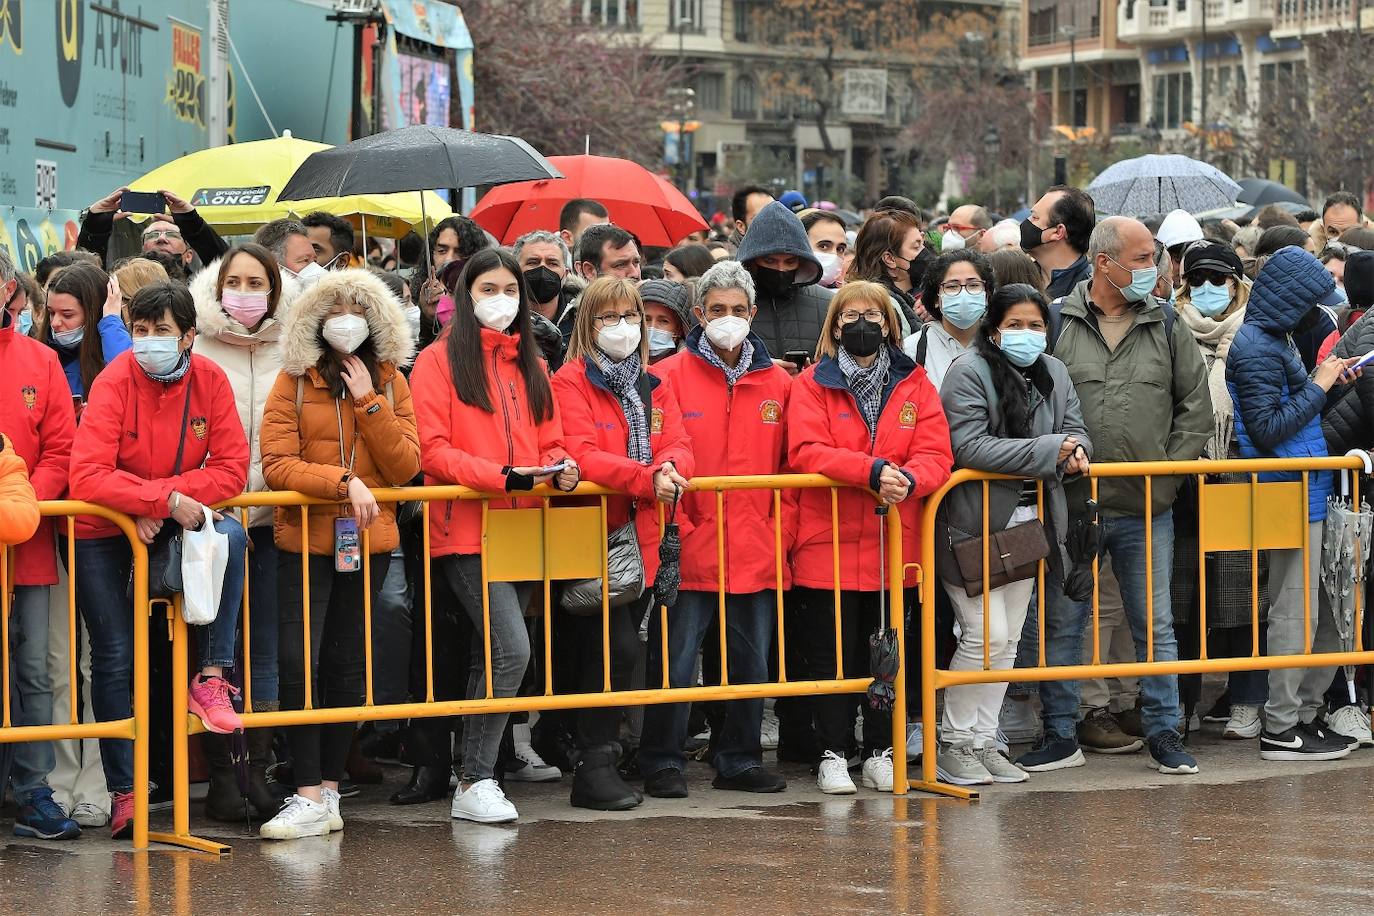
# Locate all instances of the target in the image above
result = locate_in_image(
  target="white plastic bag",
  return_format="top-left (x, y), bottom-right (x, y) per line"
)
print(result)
top-left (181, 506), bottom-right (228, 625)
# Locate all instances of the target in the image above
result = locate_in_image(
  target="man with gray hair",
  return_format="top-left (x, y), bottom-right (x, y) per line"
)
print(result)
top-left (253, 218), bottom-right (317, 277)
top-left (1016, 215), bottom-right (1212, 777)
top-left (512, 229), bottom-right (574, 331)
top-left (638, 258), bottom-right (789, 800)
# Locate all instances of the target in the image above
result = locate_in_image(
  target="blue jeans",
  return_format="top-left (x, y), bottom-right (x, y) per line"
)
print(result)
top-left (640, 590), bottom-right (774, 778)
top-left (8, 586), bottom-right (56, 804)
top-left (1041, 511), bottom-right (1181, 742)
top-left (75, 517), bottom-right (248, 792)
top-left (247, 526), bottom-right (279, 706)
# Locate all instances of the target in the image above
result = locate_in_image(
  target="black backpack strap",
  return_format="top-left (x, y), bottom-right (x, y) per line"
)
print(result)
top-left (914, 324), bottom-right (930, 366)
top-left (1047, 297), bottom-right (1066, 354)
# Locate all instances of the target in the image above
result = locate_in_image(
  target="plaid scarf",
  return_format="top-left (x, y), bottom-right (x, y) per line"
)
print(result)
top-left (699, 338), bottom-right (755, 389)
top-left (837, 345), bottom-right (890, 442)
top-left (593, 351), bottom-right (652, 465)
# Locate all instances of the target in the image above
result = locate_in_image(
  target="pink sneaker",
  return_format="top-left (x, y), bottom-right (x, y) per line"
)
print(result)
top-left (189, 675), bottom-right (243, 734)
top-left (111, 791), bottom-right (134, 840)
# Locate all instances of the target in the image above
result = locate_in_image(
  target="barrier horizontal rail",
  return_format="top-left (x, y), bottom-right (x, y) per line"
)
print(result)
top-left (0, 501), bottom-right (151, 849)
top-left (914, 454), bottom-right (1373, 801)
top-left (139, 473), bottom-right (908, 853)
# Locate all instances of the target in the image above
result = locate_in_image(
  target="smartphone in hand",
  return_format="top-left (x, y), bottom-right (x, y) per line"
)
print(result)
top-left (119, 191), bottom-right (167, 214)
top-left (784, 350), bottom-right (811, 368)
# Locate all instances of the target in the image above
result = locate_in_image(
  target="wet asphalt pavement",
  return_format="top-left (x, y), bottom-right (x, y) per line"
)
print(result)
top-left (3, 721), bottom-right (1374, 916)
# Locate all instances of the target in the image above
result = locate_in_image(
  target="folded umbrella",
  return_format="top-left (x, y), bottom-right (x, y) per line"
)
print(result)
top-left (868, 506), bottom-right (900, 712)
top-left (1063, 497), bottom-right (1106, 603)
top-left (653, 488), bottom-right (682, 610)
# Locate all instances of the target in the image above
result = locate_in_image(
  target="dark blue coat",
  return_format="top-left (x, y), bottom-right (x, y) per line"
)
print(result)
top-left (1225, 247), bottom-right (1334, 522)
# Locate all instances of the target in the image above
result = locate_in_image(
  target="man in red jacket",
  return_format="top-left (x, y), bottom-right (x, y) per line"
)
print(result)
top-left (0, 249), bottom-right (83, 839)
top-left (639, 260), bottom-right (793, 798)
top-left (68, 281), bottom-right (250, 839)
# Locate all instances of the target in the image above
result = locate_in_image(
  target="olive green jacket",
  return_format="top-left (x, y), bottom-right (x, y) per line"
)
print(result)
top-left (1055, 280), bottom-right (1213, 516)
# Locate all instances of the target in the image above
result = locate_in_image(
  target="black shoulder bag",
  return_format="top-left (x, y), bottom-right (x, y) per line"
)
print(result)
top-left (138, 379), bottom-right (195, 600)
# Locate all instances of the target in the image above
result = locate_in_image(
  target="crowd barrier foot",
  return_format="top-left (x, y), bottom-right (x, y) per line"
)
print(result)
top-left (148, 830), bottom-right (232, 855)
top-left (907, 779), bottom-right (980, 801)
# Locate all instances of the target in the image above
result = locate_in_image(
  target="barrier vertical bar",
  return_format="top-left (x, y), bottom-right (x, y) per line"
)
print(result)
top-left (981, 480), bottom-right (991, 671)
top-left (301, 505), bottom-right (313, 710)
top-left (2, 547), bottom-right (10, 727)
top-left (1356, 473), bottom-right (1365, 652)
top-left (1250, 473), bottom-right (1260, 657)
top-left (1091, 476), bottom-right (1101, 665)
top-left (600, 494), bottom-right (611, 693)
top-left (239, 507), bottom-right (253, 711)
top-left (130, 539), bottom-right (150, 851)
top-left (67, 517), bottom-right (77, 725)
top-left (1145, 474), bottom-right (1154, 662)
top-left (422, 500), bottom-right (435, 702)
top-left (1196, 475), bottom-right (1208, 659)
top-left (1301, 471), bottom-right (1311, 653)
top-left (774, 489), bottom-right (787, 683)
top-left (1037, 481), bottom-right (1046, 667)
top-left (716, 489), bottom-right (729, 686)
top-left (830, 488), bottom-right (844, 679)
top-left (363, 526), bottom-right (374, 706)
top-left (889, 508), bottom-right (908, 794)
top-left (480, 499), bottom-right (495, 698)
top-left (543, 496), bottom-right (557, 695)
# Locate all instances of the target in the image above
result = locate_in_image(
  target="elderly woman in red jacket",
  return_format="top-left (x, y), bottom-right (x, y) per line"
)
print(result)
top-left (638, 259), bottom-right (793, 800)
top-left (787, 280), bottom-right (952, 797)
top-left (69, 281), bottom-right (250, 840)
top-left (552, 276), bottom-right (693, 813)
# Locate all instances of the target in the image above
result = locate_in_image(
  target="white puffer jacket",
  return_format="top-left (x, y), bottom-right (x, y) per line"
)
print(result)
top-left (190, 260), bottom-right (302, 527)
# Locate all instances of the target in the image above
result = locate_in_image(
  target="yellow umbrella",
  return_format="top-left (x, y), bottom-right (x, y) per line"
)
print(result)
top-left (127, 131), bottom-right (452, 238)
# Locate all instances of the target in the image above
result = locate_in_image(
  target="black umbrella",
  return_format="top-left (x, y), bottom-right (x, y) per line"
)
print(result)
top-left (278, 126), bottom-right (562, 200)
top-left (653, 488), bottom-right (682, 609)
top-left (1063, 497), bottom-right (1106, 603)
top-left (1235, 177), bottom-right (1309, 208)
top-left (868, 506), bottom-right (900, 711)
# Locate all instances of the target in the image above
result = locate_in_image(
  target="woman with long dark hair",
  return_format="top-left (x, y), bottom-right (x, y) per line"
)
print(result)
top-left (43, 262), bottom-right (132, 405)
top-left (258, 269), bottom-right (421, 839)
top-left (410, 247), bottom-right (579, 824)
top-left (934, 283), bottom-right (1090, 785)
top-left (845, 209), bottom-right (924, 333)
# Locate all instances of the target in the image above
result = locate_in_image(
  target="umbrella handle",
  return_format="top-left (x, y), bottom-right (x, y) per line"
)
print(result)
top-left (875, 505), bottom-right (889, 632)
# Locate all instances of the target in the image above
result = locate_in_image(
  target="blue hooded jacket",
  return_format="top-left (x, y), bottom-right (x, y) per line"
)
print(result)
top-left (1225, 247), bottom-right (1334, 522)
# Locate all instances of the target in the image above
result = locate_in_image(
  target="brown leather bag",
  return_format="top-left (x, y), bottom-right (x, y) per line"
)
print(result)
top-left (950, 519), bottom-right (1051, 598)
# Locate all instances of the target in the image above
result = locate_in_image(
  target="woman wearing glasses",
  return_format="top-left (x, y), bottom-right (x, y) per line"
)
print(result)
top-left (787, 281), bottom-right (952, 795)
top-left (903, 250), bottom-right (996, 392)
top-left (552, 277), bottom-right (693, 811)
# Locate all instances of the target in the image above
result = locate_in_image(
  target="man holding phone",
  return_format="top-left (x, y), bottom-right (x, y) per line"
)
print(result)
top-left (77, 187), bottom-right (228, 274)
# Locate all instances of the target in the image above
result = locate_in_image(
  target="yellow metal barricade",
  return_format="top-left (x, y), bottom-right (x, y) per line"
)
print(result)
top-left (1, 502), bottom-right (152, 849)
top-left (911, 455), bottom-right (1372, 800)
top-left (151, 475), bottom-right (912, 852)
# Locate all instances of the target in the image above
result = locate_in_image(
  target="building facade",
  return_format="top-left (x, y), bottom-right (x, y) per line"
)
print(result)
top-left (1021, 0), bottom-right (1142, 140)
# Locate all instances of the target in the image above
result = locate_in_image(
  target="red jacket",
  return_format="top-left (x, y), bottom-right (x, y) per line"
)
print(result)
top-left (0, 329), bottom-right (76, 584)
top-left (787, 349), bottom-right (952, 591)
top-left (411, 327), bottom-right (568, 557)
top-left (69, 352), bottom-right (249, 540)
top-left (651, 329), bottom-right (795, 593)
top-left (553, 355), bottom-right (694, 583)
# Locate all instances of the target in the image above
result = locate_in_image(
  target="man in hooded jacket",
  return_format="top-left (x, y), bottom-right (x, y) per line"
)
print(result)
top-left (735, 202), bottom-right (835, 372)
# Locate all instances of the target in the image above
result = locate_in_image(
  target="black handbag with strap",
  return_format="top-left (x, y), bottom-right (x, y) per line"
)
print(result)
top-left (140, 378), bottom-right (195, 600)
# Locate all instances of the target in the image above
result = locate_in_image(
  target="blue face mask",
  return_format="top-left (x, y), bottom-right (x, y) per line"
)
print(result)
top-left (940, 290), bottom-right (987, 330)
top-left (1189, 280), bottom-right (1231, 318)
top-left (17, 309), bottom-right (32, 336)
top-left (1107, 258), bottom-right (1158, 303)
top-left (997, 329), bottom-right (1048, 368)
top-left (647, 327), bottom-right (677, 357)
top-left (132, 336), bottom-right (184, 377)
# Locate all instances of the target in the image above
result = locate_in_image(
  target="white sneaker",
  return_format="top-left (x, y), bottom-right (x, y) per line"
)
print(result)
top-left (760, 709), bottom-right (780, 751)
top-left (260, 795), bottom-right (332, 840)
top-left (72, 802), bottom-right (109, 828)
top-left (816, 751), bottom-right (857, 795)
top-left (1223, 704), bottom-right (1263, 740)
top-left (936, 745), bottom-right (994, 786)
top-left (1325, 705), bottom-right (1374, 748)
top-left (905, 721), bottom-right (924, 762)
top-left (451, 779), bottom-right (518, 824)
top-left (861, 748), bottom-right (895, 792)
top-left (321, 786), bottom-right (344, 832)
top-left (507, 724), bottom-right (562, 782)
top-left (975, 747), bottom-right (1029, 784)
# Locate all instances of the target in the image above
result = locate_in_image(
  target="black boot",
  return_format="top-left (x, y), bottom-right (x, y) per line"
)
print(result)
top-left (203, 733), bottom-right (249, 823)
top-left (570, 745), bottom-right (640, 811)
top-left (246, 722), bottom-right (282, 820)
top-left (391, 766), bottom-right (450, 805)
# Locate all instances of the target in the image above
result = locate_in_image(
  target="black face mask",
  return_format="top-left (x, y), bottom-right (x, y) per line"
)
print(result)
top-left (908, 246), bottom-right (936, 291)
top-left (523, 266), bottom-right (563, 304)
top-left (1019, 218), bottom-right (1047, 252)
top-left (839, 318), bottom-right (885, 358)
top-left (751, 265), bottom-right (797, 298)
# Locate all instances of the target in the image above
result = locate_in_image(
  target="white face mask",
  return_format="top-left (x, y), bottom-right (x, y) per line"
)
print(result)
top-left (322, 313), bottom-right (369, 353)
top-left (288, 262), bottom-right (328, 289)
top-left (941, 230), bottom-right (966, 252)
top-left (815, 251), bottom-right (842, 287)
top-left (404, 305), bottom-right (421, 340)
top-left (704, 315), bottom-right (750, 351)
top-left (597, 319), bottom-right (641, 361)
top-left (473, 293), bottom-right (520, 331)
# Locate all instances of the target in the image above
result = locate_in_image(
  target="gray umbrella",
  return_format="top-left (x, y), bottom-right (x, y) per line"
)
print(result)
top-left (278, 126), bottom-right (562, 200)
top-left (1322, 470), bottom-right (1373, 703)
top-left (1087, 154), bottom-right (1242, 217)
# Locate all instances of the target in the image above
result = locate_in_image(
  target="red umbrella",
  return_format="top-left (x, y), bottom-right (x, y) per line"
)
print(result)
top-left (470, 155), bottom-right (708, 248)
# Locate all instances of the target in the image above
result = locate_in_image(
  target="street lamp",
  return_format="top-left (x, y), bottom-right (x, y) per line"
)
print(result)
top-left (983, 126), bottom-right (1003, 213)
top-left (1059, 23), bottom-right (1078, 130)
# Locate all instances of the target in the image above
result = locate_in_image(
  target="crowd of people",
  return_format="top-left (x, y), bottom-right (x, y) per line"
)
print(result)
top-left (1, 179), bottom-right (1373, 844)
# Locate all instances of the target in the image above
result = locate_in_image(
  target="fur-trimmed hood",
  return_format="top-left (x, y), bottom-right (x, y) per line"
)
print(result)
top-left (279, 268), bottom-right (415, 376)
top-left (191, 257), bottom-right (303, 342)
